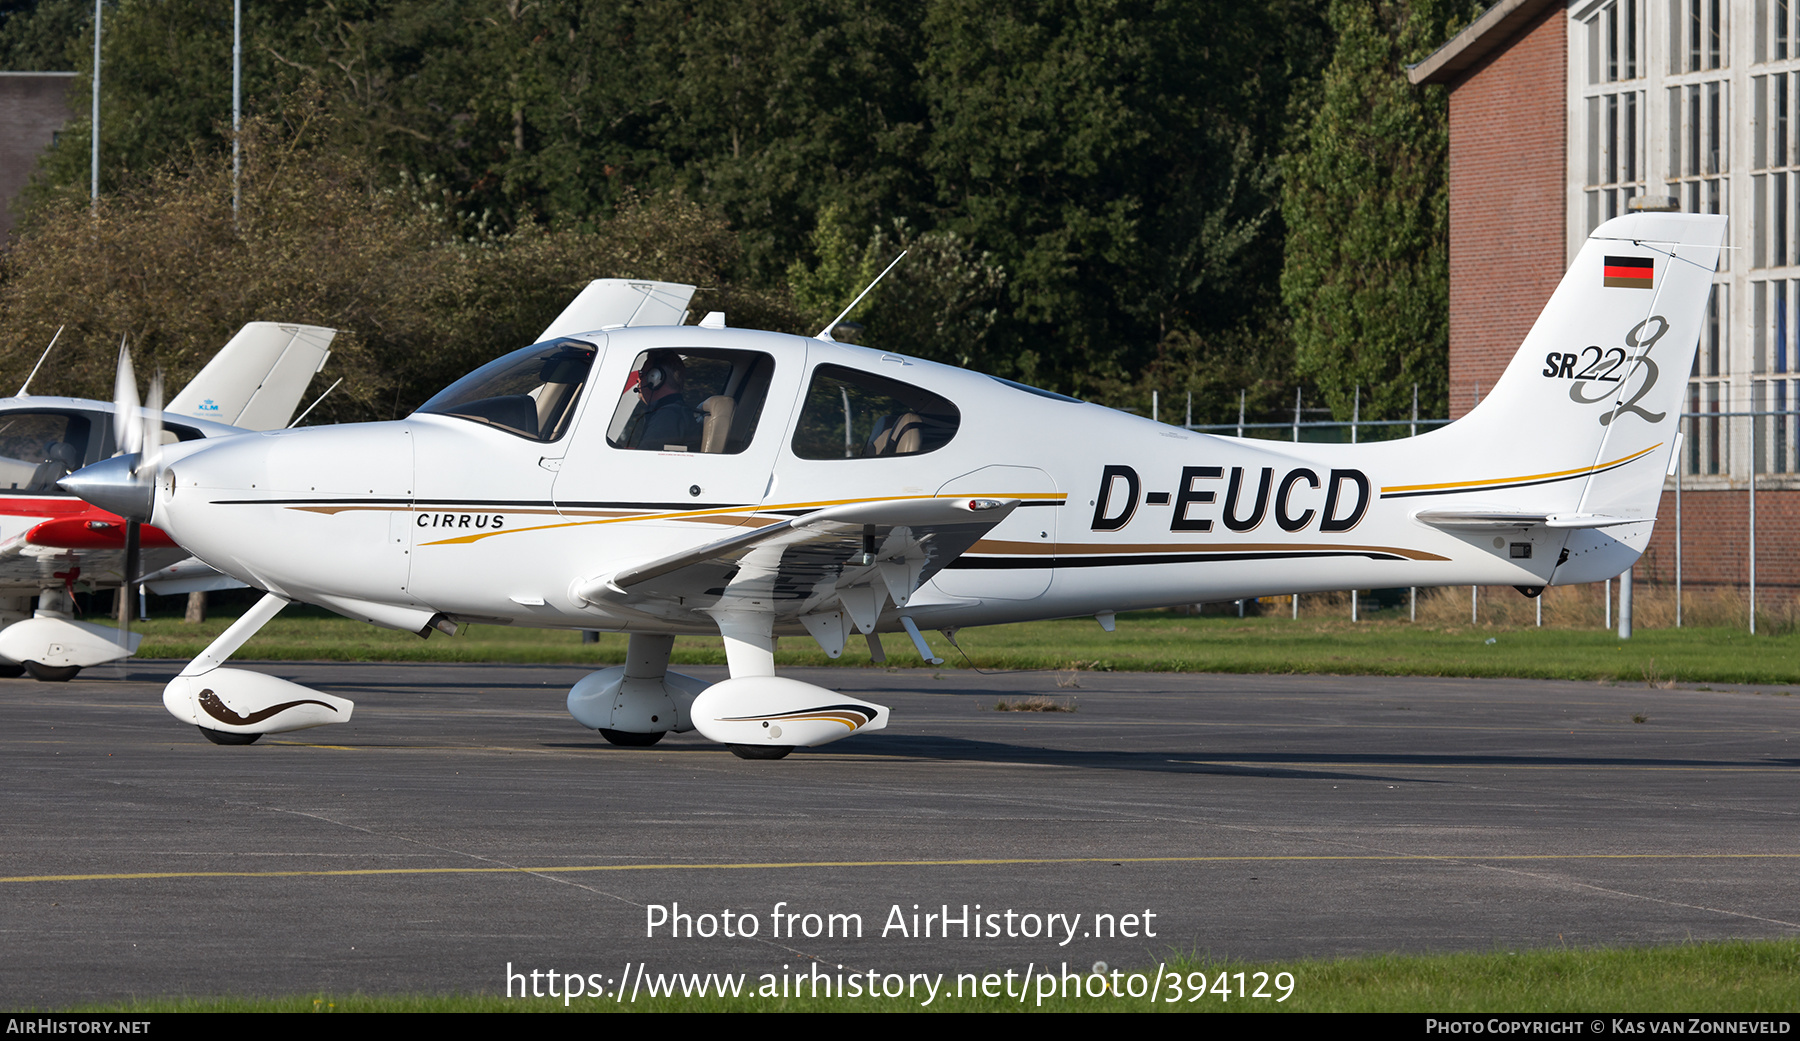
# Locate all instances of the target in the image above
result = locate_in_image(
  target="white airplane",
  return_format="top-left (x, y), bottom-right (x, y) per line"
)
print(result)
top-left (0, 321), bottom-right (336, 679)
top-left (61, 213), bottom-right (1725, 755)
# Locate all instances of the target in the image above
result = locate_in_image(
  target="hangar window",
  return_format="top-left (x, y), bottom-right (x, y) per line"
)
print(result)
top-left (791, 364), bottom-right (959, 460)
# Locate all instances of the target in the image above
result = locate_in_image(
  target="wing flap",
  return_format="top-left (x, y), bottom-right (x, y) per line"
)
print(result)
top-left (576, 497), bottom-right (1018, 617)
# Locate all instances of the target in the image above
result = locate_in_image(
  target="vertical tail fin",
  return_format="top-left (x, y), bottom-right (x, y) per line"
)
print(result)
top-left (1433, 213), bottom-right (1724, 516)
top-left (1401, 213), bottom-right (1725, 583)
top-left (167, 323), bottom-right (336, 431)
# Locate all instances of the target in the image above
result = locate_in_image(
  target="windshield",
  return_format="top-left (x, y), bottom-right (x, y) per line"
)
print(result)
top-left (416, 339), bottom-right (597, 442)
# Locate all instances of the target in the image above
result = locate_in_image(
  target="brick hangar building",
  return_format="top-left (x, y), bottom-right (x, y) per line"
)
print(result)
top-left (1411, 0), bottom-right (1797, 605)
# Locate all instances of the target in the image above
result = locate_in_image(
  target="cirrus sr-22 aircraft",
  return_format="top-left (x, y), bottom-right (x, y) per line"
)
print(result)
top-left (62, 212), bottom-right (1725, 758)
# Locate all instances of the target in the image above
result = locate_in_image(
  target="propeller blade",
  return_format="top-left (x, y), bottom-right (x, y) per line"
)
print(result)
top-left (141, 368), bottom-right (164, 473)
top-left (113, 339), bottom-right (141, 458)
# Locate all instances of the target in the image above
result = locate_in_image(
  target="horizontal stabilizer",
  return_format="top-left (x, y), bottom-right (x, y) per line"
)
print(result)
top-left (138, 556), bottom-right (250, 595)
top-left (1414, 509), bottom-right (1649, 531)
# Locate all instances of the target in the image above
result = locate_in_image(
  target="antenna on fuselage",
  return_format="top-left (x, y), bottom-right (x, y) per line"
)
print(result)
top-left (287, 376), bottom-right (343, 428)
top-left (814, 251), bottom-right (908, 341)
top-left (15, 325), bottom-right (65, 397)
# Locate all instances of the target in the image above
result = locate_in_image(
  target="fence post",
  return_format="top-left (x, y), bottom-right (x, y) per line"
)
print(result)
top-left (1675, 433), bottom-right (1683, 628)
top-left (1619, 567), bottom-right (1633, 639)
top-left (1749, 463), bottom-right (1757, 635)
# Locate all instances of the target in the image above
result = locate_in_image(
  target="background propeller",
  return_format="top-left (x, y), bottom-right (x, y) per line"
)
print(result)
top-left (107, 342), bottom-right (164, 646)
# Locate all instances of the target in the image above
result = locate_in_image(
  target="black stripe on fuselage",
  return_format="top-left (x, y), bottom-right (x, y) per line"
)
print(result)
top-left (946, 549), bottom-right (1409, 570)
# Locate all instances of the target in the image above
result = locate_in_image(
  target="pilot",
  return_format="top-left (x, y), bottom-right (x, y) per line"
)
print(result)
top-left (628, 351), bottom-right (699, 451)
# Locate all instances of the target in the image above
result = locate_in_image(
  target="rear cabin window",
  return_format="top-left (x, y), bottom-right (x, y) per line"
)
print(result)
top-left (790, 364), bottom-right (959, 460)
top-left (606, 349), bottom-right (776, 454)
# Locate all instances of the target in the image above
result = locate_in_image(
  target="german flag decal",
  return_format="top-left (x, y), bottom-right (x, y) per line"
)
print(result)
top-left (1603, 255), bottom-right (1654, 289)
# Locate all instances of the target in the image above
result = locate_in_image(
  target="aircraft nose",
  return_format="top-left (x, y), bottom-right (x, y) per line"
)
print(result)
top-left (58, 454), bottom-right (154, 522)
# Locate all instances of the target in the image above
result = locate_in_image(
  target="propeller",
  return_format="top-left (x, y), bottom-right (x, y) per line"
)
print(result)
top-left (115, 365), bottom-right (166, 641)
top-left (57, 341), bottom-right (166, 645)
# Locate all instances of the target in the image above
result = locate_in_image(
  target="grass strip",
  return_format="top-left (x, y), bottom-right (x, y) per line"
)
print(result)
top-left (116, 607), bottom-right (1800, 687)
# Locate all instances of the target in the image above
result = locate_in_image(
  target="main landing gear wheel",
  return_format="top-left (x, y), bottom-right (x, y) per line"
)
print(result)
top-left (727, 744), bottom-right (795, 761)
top-left (198, 727), bottom-right (261, 746)
top-left (0, 663), bottom-right (25, 678)
top-left (24, 662), bottom-right (80, 682)
top-left (599, 728), bottom-right (665, 747)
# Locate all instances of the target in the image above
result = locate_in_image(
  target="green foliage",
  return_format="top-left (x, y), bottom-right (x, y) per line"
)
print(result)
top-left (9, 0), bottom-right (1372, 415)
top-left (920, 0), bottom-right (1322, 394)
top-left (1280, 0), bottom-right (1481, 421)
top-left (0, 100), bottom-right (793, 421)
top-left (0, 0), bottom-right (85, 69)
top-left (785, 205), bottom-right (1008, 366)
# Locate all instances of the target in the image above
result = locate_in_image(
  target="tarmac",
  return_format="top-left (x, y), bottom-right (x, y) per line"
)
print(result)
top-left (3, 659), bottom-right (1798, 1007)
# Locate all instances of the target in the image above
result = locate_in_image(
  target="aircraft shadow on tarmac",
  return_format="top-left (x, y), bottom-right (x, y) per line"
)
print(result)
top-left (810, 736), bottom-right (1798, 778)
top-left (541, 735), bottom-right (1442, 782)
top-left (543, 735), bottom-right (1797, 782)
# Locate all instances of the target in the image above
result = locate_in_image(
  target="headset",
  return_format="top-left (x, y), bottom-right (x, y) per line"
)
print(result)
top-left (637, 351), bottom-right (683, 393)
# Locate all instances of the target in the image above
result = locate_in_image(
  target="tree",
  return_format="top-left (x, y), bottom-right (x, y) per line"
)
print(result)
top-left (918, 0), bottom-right (1325, 395)
top-left (1280, 0), bottom-right (1481, 421)
top-left (0, 0), bottom-right (86, 69)
top-left (0, 103), bottom-right (793, 422)
top-left (11, 0), bottom-right (1339, 417)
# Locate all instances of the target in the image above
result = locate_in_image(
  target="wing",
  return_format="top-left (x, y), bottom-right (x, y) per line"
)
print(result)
top-left (573, 496), bottom-right (1018, 634)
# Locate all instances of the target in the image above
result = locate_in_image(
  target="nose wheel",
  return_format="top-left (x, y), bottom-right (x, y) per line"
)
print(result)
top-left (24, 662), bottom-right (80, 682)
top-left (198, 727), bottom-right (262, 745)
top-left (599, 728), bottom-right (665, 747)
top-left (728, 743), bottom-right (794, 760)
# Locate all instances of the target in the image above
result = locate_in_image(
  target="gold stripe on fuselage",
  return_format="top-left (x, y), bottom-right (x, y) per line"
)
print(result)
top-left (1380, 444), bottom-right (1660, 496)
top-left (292, 492), bottom-right (1071, 546)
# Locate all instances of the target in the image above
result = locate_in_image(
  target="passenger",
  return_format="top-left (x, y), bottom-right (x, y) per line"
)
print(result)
top-left (627, 351), bottom-right (699, 451)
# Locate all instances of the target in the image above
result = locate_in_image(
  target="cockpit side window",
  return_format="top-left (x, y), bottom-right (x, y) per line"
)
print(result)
top-left (0, 412), bottom-right (93, 494)
top-left (790, 364), bottom-right (959, 460)
top-left (416, 339), bottom-right (597, 443)
top-left (606, 349), bottom-right (775, 454)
